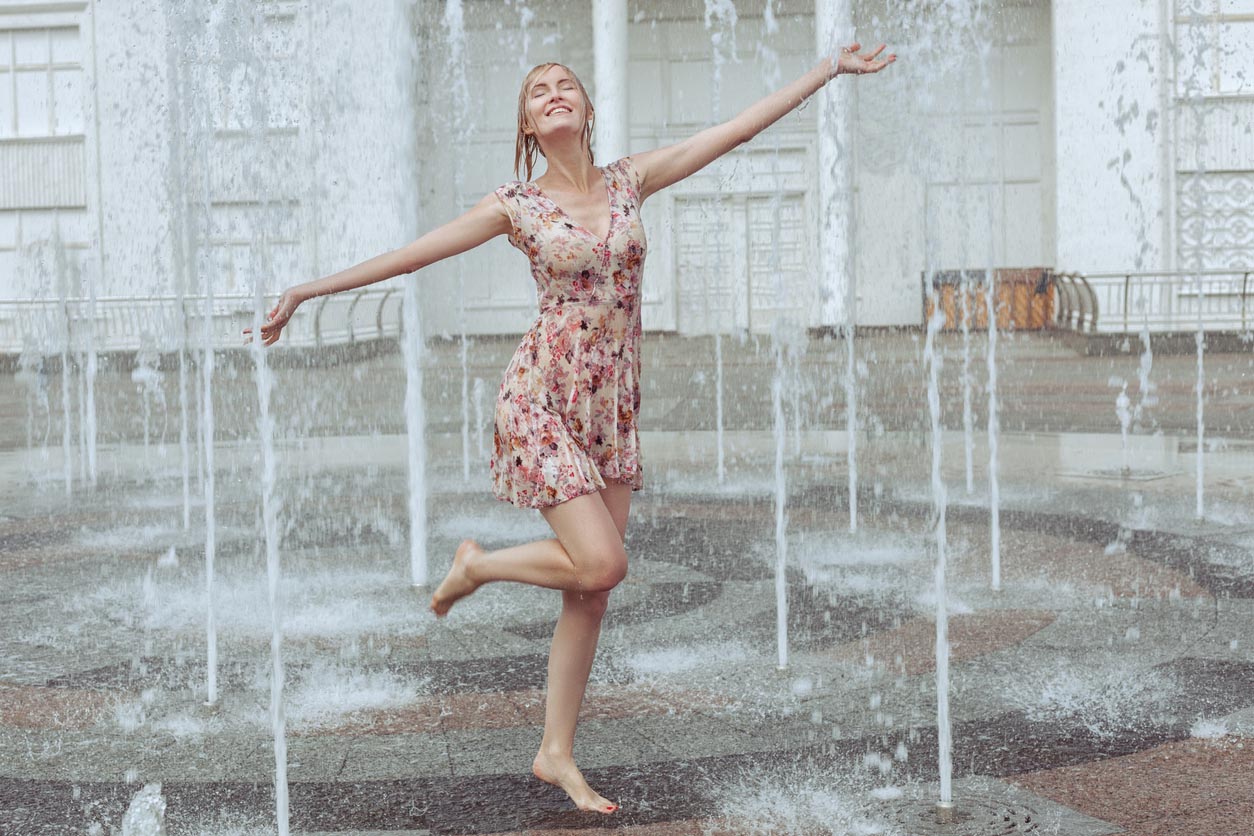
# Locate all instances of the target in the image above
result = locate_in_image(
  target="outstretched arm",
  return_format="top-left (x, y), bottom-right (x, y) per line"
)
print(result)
top-left (631, 44), bottom-right (895, 202)
top-left (246, 192), bottom-right (511, 346)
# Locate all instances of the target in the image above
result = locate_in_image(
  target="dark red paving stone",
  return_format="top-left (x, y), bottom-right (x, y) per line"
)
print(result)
top-left (234, 632), bottom-right (428, 653)
top-left (1127, 801), bottom-right (1254, 836)
top-left (0, 543), bottom-right (157, 571)
top-left (508, 683), bottom-right (739, 725)
top-left (0, 684), bottom-right (122, 730)
top-left (295, 691), bottom-right (528, 735)
top-left (824, 610), bottom-right (1057, 676)
top-left (0, 510), bottom-right (103, 539)
top-left (1009, 736), bottom-right (1254, 836)
top-left (947, 521), bottom-right (1211, 600)
top-left (480, 818), bottom-right (753, 835)
top-left (306, 683), bottom-right (735, 736)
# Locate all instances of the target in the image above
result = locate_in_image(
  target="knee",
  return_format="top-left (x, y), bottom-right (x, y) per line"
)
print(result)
top-left (570, 588), bottom-right (612, 615)
top-left (582, 549), bottom-right (628, 592)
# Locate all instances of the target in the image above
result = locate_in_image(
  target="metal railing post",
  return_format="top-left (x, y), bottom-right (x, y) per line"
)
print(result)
top-left (344, 289), bottom-right (366, 343)
top-left (314, 295), bottom-right (330, 348)
top-left (377, 288), bottom-right (395, 339)
top-left (1242, 271), bottom-right (1250, 333)
top-left (1122, 273), bottom-right (1131, 333)
top-left (1075, 273), bottom-right (1097, 332)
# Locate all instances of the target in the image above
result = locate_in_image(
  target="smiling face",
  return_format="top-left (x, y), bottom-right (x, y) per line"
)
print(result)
top-left (513, 62), bottom-right (595, 181)
top-left (525, 64), bottom-right (586, 136)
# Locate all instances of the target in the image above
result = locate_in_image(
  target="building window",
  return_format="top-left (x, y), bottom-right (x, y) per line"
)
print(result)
top-left (1175, 0), bottom-right (1254, 97)
top-left (0, 27), bottom-right (85, 138)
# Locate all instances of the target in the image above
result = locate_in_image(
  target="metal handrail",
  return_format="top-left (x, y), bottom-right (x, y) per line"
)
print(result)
top-left (1073, 273), bottom-right (1099, 332)
top-left (1079, 268), bottom-right (1250, 279)
top-left (1063, 268), bottom-right (1251, 335)
top-left (344, 288), bottom-right (366, 343)
top-left (1050, 271), bottom-right (1099, 332)
top-left (1053, 273), bottom-right (1074, 329)
top-left (313, 294), bottom-right (331, 348)
top-left (1066, 275), bottom-right (1082, 330)
top-left (376, 288), bottom-right (397, 340)
top-left (0, 288), bottom-right (408, 353)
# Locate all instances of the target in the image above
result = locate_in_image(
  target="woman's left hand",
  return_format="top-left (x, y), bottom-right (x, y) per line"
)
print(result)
top-left (829, 42), bottom-right (896, 78)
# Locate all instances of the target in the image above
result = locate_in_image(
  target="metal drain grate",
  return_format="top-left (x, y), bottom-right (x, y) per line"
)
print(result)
top-left (885, 796), bottom-right (1045, 835)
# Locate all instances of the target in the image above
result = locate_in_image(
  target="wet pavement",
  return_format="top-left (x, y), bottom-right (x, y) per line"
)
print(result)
top-left (1, 331), bottom-right (1252, 835)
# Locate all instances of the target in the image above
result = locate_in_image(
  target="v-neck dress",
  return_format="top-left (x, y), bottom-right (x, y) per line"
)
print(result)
top-left (490, 156), bottom-right (647, 508)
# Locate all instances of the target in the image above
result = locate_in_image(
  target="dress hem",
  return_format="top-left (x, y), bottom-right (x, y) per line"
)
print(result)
top-left (491, 469), bottom-right (645, 510)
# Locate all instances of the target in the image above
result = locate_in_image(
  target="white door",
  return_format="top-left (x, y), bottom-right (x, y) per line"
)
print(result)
top-left (671, 188), bottom-right (814, 335)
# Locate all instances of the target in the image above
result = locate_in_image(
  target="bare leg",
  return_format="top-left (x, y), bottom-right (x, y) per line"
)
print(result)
top-left (430, 489), bottom-right (629, 616)
top-left (430, 536), bottom-right (579, 616)
top-left (532, 587), bottom-right (616, 812)
top-left (531, 481), bottom-right (632, 814)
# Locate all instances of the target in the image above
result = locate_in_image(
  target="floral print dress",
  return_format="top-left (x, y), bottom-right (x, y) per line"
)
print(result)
top-left (490, 156), bottom-right (647, 509)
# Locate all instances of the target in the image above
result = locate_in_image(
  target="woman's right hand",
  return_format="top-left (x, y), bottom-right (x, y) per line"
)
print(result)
top-left (243, 287), bottom-right (305, 347)
top-left (823, 43), bottom-right (896, 80)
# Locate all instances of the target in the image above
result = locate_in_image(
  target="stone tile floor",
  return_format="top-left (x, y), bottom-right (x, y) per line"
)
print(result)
top-left (1, 332), bottom-right (1252, 834)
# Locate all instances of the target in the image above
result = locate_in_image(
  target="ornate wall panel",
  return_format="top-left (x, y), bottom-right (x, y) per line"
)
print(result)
top-left (1176, 172), bottom-right (1254, 270)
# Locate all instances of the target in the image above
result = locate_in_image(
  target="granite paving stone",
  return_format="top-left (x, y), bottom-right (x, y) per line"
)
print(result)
top-left (2, 332), bottom-right (1252, 833)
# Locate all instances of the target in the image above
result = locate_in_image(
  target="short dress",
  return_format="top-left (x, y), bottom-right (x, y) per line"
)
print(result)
top-left (490, 156), bottom-right (647, 509)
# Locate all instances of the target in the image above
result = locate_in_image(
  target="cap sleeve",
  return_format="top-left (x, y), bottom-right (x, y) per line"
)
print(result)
top-left (493, 182), bottom-right (524, 250)
top-left (609, 156), bottom-right (643, 205)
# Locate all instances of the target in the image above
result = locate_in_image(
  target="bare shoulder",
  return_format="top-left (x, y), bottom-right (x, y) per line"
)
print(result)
top-left (473, 188), bottom-right (515, 231)
top-left (623, 151), bottom-right (660, 202)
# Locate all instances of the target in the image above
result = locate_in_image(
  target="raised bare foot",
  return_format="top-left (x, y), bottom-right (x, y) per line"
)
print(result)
top-left (429, 539), bottom-right (483, 618)
top-left (532, 750), bottom-right (618, 813)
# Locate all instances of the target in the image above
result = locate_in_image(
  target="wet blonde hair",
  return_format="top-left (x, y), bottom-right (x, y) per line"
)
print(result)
top-left (514, 62), bottom-right (595, 182)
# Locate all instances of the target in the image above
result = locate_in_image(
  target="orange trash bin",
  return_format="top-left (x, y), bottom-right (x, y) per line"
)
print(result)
top-left (922, 268), bottom-right (1054, 331)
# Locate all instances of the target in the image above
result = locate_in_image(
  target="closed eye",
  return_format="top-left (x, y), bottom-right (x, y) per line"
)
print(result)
top-left (531, 79), bottom-right (576, 96)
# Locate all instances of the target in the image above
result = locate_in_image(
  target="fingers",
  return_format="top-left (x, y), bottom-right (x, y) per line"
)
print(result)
top-left (871, 53), bottom-right (897, 73)
top-left (241, 322), bottom-right (285, 347)
top-left (835, 42), bottom-right (897, 76)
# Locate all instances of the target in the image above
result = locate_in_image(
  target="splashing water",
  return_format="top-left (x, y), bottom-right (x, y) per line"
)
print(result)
top-left (704, 0), bottom-right (737, 485)
top-left (442, 0), bottom-right (474, 484)
top-left (924, 294), bottom-right (952, 804)
top-left (120, 783), bottom-right (167, 836)
top-left (1012, 663), bottom-right (1178, 739)
top-left (402, 282), bottom-right (428, 587)
top-left (773, 363), bottom-right (789, 669)
top-left (1115, 379), bottom-right (1132, 472)
top-left (711, 759), bottom-right (897, 836)
top-left (253, 291), bottom-right (290, 836)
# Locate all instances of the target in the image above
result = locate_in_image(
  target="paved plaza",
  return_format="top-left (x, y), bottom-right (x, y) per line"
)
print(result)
top-left (1, 331), bottom-right (1253, 835)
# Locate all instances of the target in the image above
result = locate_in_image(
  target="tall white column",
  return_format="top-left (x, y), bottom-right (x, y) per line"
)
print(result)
top-left (95, 0), bottom-right (175, 299)
top-left (1053, 0), bottom-right (1169, 272)
top-left (314, 0), bottom-right (421, 285)
top-left (815, 0), bottom-right (855, 326)
top-left (592, 0), bottom-right (629, 162)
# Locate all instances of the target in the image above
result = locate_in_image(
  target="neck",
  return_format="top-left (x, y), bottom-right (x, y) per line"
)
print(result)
top-left (537, 139), bottom-right (598, 191)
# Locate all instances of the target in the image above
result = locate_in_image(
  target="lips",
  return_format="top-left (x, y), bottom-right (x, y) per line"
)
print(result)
top-left (546, 105), bottom-right (572, 116)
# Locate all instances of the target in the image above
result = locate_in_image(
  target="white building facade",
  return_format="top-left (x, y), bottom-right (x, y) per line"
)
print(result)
top-left (0, 0), bottom-right (1250, 342)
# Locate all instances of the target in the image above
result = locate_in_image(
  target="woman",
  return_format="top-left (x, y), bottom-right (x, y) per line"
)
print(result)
top-left (246, 44), bottom-right (894, 814)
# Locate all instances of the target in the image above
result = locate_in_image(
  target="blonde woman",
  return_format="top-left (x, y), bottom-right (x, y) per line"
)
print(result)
top-left (247, 44), bottom-right (894, 815)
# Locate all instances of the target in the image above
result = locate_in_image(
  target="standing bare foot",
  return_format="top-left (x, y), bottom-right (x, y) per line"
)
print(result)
top-left (430, 539), bottom-right (483, 618)
top-left (532, 750), bottom-right (618, 813)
